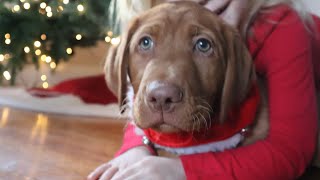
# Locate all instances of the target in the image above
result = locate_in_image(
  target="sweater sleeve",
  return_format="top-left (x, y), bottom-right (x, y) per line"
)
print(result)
top-left (114, 7), bottom-right (318, 180)
top-left (180, 9), bottom-right (318, 180)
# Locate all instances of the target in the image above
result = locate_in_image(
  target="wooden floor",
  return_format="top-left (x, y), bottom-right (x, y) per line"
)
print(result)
top-left (0, 106), bottom-right (126, 180)
top-left (0, 106), bottom-right (319, 180)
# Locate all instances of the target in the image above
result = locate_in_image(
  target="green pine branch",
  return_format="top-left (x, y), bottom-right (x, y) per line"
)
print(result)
top-left (0, 0), bottom-right (113, 85)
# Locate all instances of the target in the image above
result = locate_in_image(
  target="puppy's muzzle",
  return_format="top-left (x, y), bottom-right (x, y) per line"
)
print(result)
top-left (146, 81), bottom-right (183, 113)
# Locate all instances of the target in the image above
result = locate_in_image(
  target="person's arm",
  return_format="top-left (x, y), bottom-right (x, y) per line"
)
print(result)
top-left (180, 10), bottom-right (318, 180)
top-left (87, 122), bottom-right (155, 180)
top-left (102, 7), bottom-right (318, 180)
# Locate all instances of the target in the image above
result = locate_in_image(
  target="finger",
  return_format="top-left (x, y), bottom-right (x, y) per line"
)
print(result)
top-left (111, 164), bottom-right (139, 180)
top-left (116, 173), bottom-right (141, 180)
top-left (87, 163), bottom-right (111, 180)
top-left (99, 166), bottom-right (119, 180)
top-left (220, 0), bottom-right (247, 27)
top-left (204, 0), bottom-right (230, 13)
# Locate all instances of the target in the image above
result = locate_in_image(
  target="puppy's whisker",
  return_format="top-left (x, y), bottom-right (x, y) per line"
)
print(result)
top-left (199, 113), bottom-right (209, 131)
top-left (206, 111), bottom-right (213, 128)
top-left (196, 113), bottom-right (202, 132)
top-left (194, 97), bottom-right (213, 113)
top-left (189, 117), bottom-right (196, 139)
top-left (193, 113), bottom-right (200, 132)
top-left (191, 115), bottom-right (196, 134)
top-left (203, 102), bottom-right (214, 114)
top-left (120, 96), bottom-right (129, 106)
top-left (196, 105), bottom-right (209, 114)
top-left (120, 104), bottom-right (129, 114)
top-left (187, 105), bottom-right (197, 133)
top-left (196, 111), bottom-right (206, 131)
top-left (119, 96), bottom-right (130, 113)
top-left (201, 104), bottom-right (213, 118)
top-left (199, 97), bottom-right (215, 115)
top-left (198, 99), bottom-right (214, 113)
top-left (190, 108), bottom-right (197, 133)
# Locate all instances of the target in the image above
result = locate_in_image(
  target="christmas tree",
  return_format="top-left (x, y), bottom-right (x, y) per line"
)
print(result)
top-left (0, 0), bottom-right (117, 85)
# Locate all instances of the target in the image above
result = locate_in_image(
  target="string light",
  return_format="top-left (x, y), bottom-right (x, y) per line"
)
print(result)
top-left (66, 48), bottom-right (72, 54)
top-left (45, 6), bottom-right (52, 13)
top-left (3, 71), bottom-right (11, 81)
top-left (35, 49), bottom-right (41, 56)
top-left (47, 12), bottom-right (53, 17)
top-left (63, 0), bottom-right (69, 5)
top-left (42, 82), bottom-right (49, 89)
top-left (107, 31), bottom-right (113, 37)
top-left (40, 34), bottom-right (47, 40)
top-left (5, 39), bottom-right (11, 45)
top-left (58, 6), bottom-right (64, 12)
top-left (39, 8), bottom-right (46, 15)
top-left (41, 75), bottom-right (47, 81)
top-left (40, 2), bottom-right (47, 9)
top-left (23, 3), bottom-right (31, 10)
top-left (4, 54), bottom-right (10, 60)
top-left (34, 41), bottom-right (41, 47)
top-left (4, 33), bottom-right (10, 39)
top-left (13, 5), bottom-right (20, 12)
top-left (45, 56), bottom-right (52, 63)
top-left (76, 34), bottom-right (82, 40)
top-left (3, 0), bottom-right (102, 85)
top-left (50, 62), bottom-right (56, 69)
top-left (105, 36), bottom-right (111, 43)
top-left (0, 54), bottom-right (4, 61)
top-left (4, 33), bottom-right (11, 45)
top-left (111, 37), bottom-right (121, 45)
top-left (24, 46), bottom-right (30, 53)
top-left (40, 55), bottom-right (47, 62)
top-left (77, 4), bottom-right (84, 12)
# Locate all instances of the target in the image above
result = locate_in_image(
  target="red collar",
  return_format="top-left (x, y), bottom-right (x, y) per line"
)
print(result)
top-left (143, 84), bottom-right (260, 148)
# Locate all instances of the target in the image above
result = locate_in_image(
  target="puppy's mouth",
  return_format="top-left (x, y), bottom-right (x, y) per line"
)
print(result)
top-left (137, 112), bottom-right (183, 133)
top-left (134, 92), bottom-right (216, 133)
top-left (151, 123), bottom-right (182, 133)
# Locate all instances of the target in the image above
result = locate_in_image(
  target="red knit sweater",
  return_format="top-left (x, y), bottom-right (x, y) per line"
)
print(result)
top-left (115, 5), bottom-right (320, 180)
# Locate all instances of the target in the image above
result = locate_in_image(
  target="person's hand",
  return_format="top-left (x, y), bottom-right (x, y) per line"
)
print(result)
top-left (204, 0), bottom-right (249, 27)
top-left (87, 146), bottom-right (151, 180)
top-left (167, 0), bottom-right (249, 27)
top-left (110, 156), bottom-right (186, 180)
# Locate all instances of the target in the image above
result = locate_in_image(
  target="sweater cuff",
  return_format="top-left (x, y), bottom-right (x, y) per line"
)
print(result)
top-left (115, 123), bottom-right (157, 156)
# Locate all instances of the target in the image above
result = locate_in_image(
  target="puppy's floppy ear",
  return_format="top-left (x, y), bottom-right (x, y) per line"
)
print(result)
top-left (104, 19), bottom-right (139, 111)
top-left (105, 45), bottom-right (119, 97)
top-left (219, 28), bottom-right (255, 122)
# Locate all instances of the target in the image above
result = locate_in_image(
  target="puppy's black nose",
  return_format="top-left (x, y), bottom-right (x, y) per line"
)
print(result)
top-left (146, 81), bottom-right (183, 112)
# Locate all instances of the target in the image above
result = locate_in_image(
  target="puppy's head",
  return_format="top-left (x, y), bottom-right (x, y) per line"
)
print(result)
top-left (105, 2), bottom-right (254, 133)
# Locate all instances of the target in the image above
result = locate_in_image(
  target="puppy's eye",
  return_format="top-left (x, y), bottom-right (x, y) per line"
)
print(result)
top-left (195, 38), bottom-right (212, 53)
top-left (139, 36), bottom-right (154, 51)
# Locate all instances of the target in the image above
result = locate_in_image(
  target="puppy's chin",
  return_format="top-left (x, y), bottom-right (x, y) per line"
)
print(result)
top-left (135, 120), bottom-right (182, 133)
top-left (151, 124), bottom-right (182, 133)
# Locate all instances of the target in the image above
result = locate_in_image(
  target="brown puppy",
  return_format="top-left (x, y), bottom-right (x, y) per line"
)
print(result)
top-left (105, 1), bottom-right (268, 154)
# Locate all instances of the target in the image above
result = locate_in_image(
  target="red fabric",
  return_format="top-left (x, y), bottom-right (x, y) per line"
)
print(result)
top-left (143, 84), bottom-right (260, 148)
top-left (114, 124), bottom-right (157, 157)
top-left (28, 75), bottom-right (117, 104)
top-left (116, 5), bottom-right (320, 180)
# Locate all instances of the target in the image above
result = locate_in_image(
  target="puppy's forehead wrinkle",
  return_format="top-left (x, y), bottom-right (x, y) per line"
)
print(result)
top-left (132, 8), bottom-right (224, 55)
